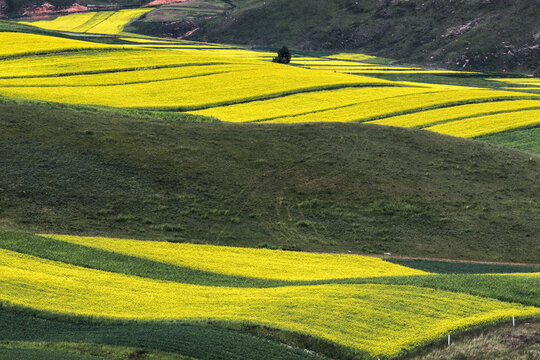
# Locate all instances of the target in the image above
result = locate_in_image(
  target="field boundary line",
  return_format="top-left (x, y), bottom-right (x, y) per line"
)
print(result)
top-left (417, 106), bottom-right (540, 129)
top-left (356, 97), bottom-right (540, 123)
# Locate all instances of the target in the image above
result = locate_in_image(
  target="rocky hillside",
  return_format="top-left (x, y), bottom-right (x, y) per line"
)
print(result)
top-left (0, 0), bottom-right (141, 17)
top-left (4, 0), bottom-right (539, 73)
top-left (187, 0), bottom-right (539, 74)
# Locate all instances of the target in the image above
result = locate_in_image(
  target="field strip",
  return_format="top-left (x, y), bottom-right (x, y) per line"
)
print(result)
top-left (0, 67), bottom-right (396, 109)
top-left (0, 71), bottom-right (245, 88)
top-left (72, 11), bottom-right (116, 33)
top-left (367, 100), bottom-right (540, 128)
top-left (0, 309), bottom-right (327, 360)
top-left (0, 232), bottom-right (289, 287)
top-left (488, 78), bottom-right (540, 87)
top-left (417, 106), bottom-right (540, 128)
top-left (0, 32), bottom-right (121, 57)
top-left (358, 274), bottom-right (540, 307)
top-left (3, 233), bottom-right (538, 303)
top-left (1, 249), bottom-right (538, 358)
top-left (189, 87), bottom-right (434, 122)
top-left (487, 273), bottom-right (540, 277)
top-left (0, 62), bottom-right (232, 80)
top-left (87, 9), bottom-right (152, 35)
top-left (21, 9), bottom-right (152, 35)
top-left (0, 49), bottom-right (246, 78)
top-left (0, 66), bottom-right (256, 87)
top-left (19, 12), bottom-right (97, 32)
top-left (0, 341), bottom-right (193, 360)
top-left (41, 235), bottom-right (428, 281)
top-left (324, 53), bottom-right (376, 61)
top-left (424, 109), bottom-right (540, 138)
top-left (476, 126), bottom-right (540, 154)
top-left (263, 90), bottom-right (540, 124)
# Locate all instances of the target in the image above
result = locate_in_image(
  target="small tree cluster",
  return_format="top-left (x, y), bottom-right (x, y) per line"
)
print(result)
top-left (272, 46), bottom-right (291, 64)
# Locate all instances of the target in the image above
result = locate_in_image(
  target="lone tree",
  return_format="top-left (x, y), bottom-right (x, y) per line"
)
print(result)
top-left (272, 46), bottom-right (291, 64)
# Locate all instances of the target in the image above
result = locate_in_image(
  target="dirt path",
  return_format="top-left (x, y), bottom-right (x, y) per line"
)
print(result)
top-left (375, 254), bottom-right (540, 267)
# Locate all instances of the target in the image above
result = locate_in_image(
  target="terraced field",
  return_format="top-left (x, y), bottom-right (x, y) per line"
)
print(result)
top-left (20, 9), bottom-right (152, 35)
top-left (1, 232), bottom-right (538, 360)
top-left (0, 18), bottom-right (538, 142)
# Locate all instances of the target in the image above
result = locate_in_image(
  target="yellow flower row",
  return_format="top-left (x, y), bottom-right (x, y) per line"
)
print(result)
top-left (489, 78), bottom-right (540, 87)
top-left (324, 53), bottom-right (376, 61)
top-left (71, 11), bottom-right (116, 33)
top-left (0, 49), bottom-right (244, 78)
top-left (0, 64), bottom-right (257, 87)
top-left (90, 9), bottom-right (151, 35)
top-left (368, 100), bottom-right (540, 128)
top-left (1, 248), bottom-right (538, 357)
top-left (21, 9), bottom-right (152, 35)
top-left (0, 32), bottom-right (117, 57)
top-left (264, 89), bottom-right (536, 124)
top-left (20, 12), bottom-right (97, 31)
top-left (425, 109), bottom-right (540, 138)
top-left (488, 272), bottom-right (540, 277)
top-left (42, 234), bottom-right (428, 280)
top-left (189, 86), bottom-right (434, 122)
top-left (0, 62), bottom-right (392, 109)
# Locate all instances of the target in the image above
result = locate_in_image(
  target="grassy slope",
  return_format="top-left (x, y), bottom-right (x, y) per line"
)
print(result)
top-left (188, 0), bottom-right (540, 74)
top-left (0, 99), bottom-right (539, 262)
top-left (2, 0), bottom-right (143, 15)
top-left (477, 126), bottom-right (540, 155)
top-left (403, 320), bottom-right (540, 360)
top-left (0, 307), bottom-right (325, 360)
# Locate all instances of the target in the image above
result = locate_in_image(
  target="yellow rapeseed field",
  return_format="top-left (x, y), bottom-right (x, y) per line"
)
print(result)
top-left (42, 234), bottom-right (428, 280)
top-left (324, 53), bottom-right (376, 62)
top-left (424, 109), bottom-right (540, 138)
top-left (1, 249), bottom-right (538, 358)
top-left (89, 9), bottom-right (153, 35)
top-left (0, 63), bottom-right (392, 109)
top-left (22, 9), bottom-right (152, 35)
top-left (265, 89), bottom-right (536, 124)
top-left (20, 12), bottom-right (97, 31)
top-left (0, 49), bottom-right (241, 78)
top-left (0, 32), bottom-right (116, 57)
top-left (368, 100), bottom-right (540, 128)
top-left (189, 86), bottom-right (434, 122)
top-left (1, 29), bottom-right (536, 137)
top-left (487, 273), bottom-right (540, 277)
top-left (489, 78), bottom-right (540, 87)
top-left (0, 64), bottom-right (256, 87)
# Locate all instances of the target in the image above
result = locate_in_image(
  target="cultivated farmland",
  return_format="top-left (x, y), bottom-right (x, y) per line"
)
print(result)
top-left (1, 234), bottom-right (539, 359)
top-left (0, 6), bottom-right (539, 360)
top-left (0, 23), bottom-right (537, 141)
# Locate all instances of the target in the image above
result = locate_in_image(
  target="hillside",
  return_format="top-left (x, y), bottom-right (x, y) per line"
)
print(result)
top-left (7, 0), bottom-right (539, 73)
top-left (180, 0), bottom-right (540, 74)
top-left (0, 99), bottom-right (538, 263)
top-left (0, 0), bottom-right (141, 17)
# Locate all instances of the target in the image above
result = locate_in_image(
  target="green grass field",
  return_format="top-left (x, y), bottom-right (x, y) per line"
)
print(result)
top-left (0, 99), bottom-right (538, 262)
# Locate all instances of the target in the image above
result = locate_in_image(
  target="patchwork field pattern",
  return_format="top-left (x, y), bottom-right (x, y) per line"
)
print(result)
top-left (1, 234), bottom-right (539, 359)
top-left (20, 9), bottom-right (152, 35)
top-left (2, 24), bottom-right (539, 139)
top-left (0, 32), bottom-right (118, 57)
top-left (41, 235), bottom-right (428, 280)
top-left (425, 109), bottom-right (540, 138)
